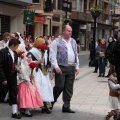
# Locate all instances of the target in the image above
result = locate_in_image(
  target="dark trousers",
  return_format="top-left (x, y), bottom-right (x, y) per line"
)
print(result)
top-left (94, 60), bottom-right (98, 72)
top-left (0, 75), bottom-right (17, 105)
top-left (8, 75), bottom-right (17, 105)
top-left (0, 83), bottom-right (8, 102)
top-left (98, 58), bottom-right (106, 75)
top-left (53, 66), bottom-right (75, 108)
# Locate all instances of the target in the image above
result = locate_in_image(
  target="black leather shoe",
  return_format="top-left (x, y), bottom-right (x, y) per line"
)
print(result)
top-left (41, 108), bottom-right (52, 114)
top-left (102, 75), bottom-right (105, 77)
top-left (12, 113), bottom-right (21, 119)
top-left (62, 108), bottom-right (75, 113)
top-left (98, 75), bottom-right (101, 77)
top-left (93, 71), bottom-right (97, 73)
top-left (105, 75), bottom-right (109, 78)
top-left (22, 112), bottom-right (32, 117)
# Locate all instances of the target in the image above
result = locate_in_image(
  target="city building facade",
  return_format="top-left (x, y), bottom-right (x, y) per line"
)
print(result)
top-left (70, 0), bottom-right (119, 51)
top-left (28, 0), bottom-right (66, 38)
top-left (0, 0), bottom-right (32, 40)
top-left (0, 0), bottom-right (68, 40)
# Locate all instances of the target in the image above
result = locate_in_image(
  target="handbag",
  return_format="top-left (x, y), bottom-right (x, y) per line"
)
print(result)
top-left (89, 58), bottom-right (95, 67)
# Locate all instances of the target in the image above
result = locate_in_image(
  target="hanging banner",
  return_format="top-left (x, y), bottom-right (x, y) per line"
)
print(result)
top-left (23, 10), bottom-right (35, 25)
top-left (34, 16), bottom-right (46, 24)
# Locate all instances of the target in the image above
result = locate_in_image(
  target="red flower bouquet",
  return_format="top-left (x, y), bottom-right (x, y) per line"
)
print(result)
top-left (29, 62), bottom-right (38, 69)
top-left (17, 51), bottom-right (25, 61)
top-left (29, 62), bottom-right (38, 75)
top-left (17, 51), bottom-right (25, 56)
top-left (37, 44), bottom-right (49, 76)
top-left (20, 55), bottom-right (24, 59)
top-left (37, 44), bottom-right (49, 58)
top-left (37, 44), bottom-right (49, 50)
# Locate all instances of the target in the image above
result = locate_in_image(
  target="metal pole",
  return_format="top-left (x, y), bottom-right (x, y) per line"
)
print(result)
top-left (90, 0), bottom-right (97, 66)
top-left (113, 2), bottom-right (115, 37)
top-left (66, 7), bottom-right (67, 18)
top-left (50, 18), bottom-right (51, 36)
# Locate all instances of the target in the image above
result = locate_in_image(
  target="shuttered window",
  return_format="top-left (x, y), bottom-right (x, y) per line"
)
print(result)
top-left (0, 15), bottom-right (10, 40)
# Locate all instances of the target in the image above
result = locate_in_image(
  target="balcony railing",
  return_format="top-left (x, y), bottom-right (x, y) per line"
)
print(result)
top-left (29, 4), bottom-right (43, 10)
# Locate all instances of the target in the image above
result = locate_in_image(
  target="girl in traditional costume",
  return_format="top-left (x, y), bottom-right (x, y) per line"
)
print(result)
top-left (105, 73), bottom-right (120, 120)
top-left (18, 52), bottom-right (43, 117)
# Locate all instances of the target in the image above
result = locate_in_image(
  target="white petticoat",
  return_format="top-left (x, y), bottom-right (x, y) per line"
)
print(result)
top-left (109, 96), bottom-right (120, 109)
top-left (35, 69), bottom-right (54, 102)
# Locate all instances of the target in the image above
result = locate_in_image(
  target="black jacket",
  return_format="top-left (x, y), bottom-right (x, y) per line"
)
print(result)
top-left (0, 47), bottom-right (18, 82)
top-left (113, 40), bottom-right (120, 64)
top-left (105, 42), bottom-right (114, 58)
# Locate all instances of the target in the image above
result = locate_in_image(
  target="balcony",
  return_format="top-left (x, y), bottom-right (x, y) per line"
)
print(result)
top-left (29, 3), bottom-right (43, 10)
top-left (70, 11), bottom-right (93, 22)
top-left (0, 0), bottom-right (32, 7)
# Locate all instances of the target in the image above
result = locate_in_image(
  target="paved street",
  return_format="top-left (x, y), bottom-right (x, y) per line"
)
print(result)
top-left (0, 51), bottom-right (110, 120)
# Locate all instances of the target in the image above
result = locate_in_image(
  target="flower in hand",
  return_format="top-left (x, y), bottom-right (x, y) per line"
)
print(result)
top-left (17, 51), bottom-right (25, 59)
top-left (29, 62), bottom-right (38, 69)
top-left (29, 62), bottom-right (38, 75)
top-left (37, 44), bottom-right (49, 50)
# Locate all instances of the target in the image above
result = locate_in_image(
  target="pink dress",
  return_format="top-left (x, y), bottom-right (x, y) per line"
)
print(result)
top-left (18, 80), bottom-right (43, 109)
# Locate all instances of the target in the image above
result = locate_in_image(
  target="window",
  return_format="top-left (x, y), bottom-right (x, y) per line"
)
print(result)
top-left (72, 0), bottom-right (77, 10)
top-left (32, 0), bottom-right (40, 3)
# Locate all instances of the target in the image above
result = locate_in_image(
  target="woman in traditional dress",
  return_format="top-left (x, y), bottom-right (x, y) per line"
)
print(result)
top-left (29, 38), bottom-right (54, 114)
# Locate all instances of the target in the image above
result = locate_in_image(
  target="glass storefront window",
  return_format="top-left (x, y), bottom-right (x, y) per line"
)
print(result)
top-left (32, 0), bottom-right (40, 3)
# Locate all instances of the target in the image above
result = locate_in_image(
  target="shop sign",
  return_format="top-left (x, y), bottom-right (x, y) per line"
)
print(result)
top-left (23, 10), bottom-right (35, 25)
top-left (34, 16), bottom-right (46, 24)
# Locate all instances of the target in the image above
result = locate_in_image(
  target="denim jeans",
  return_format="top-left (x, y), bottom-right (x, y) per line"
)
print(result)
top-left (98, 57), bottom-right (106, 75)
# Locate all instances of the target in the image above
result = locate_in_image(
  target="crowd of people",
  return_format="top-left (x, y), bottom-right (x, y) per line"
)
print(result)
top-left (90, 36), bottom-right (120, 120)
top-left (0, 24), bottom-right (80, 119)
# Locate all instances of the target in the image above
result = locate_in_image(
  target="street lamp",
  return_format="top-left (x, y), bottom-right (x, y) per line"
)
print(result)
top-left (62, 0), bottom-right (71, 19)
top-left (46, 16), bottom-right (52, 36)
top-left (89, 0), bottom-right (102, 67)
top-left (110, 1), bottom-right (119, 38)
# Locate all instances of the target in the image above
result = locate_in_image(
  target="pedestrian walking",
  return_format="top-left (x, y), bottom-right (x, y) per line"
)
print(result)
top-left (0, 38), bottom-right (21, 119)
top-left (49, 24), bottom-right (80, 113)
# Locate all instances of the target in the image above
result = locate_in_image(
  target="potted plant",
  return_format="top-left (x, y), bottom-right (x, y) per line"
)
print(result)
top-left (90, 5), bottom-right (102, 18)
top-left (62, 18), bottom-right (73, 26)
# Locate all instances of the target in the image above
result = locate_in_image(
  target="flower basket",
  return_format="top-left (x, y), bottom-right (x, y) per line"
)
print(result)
top-left (90, 5), bottom-right (102, 18)
top-left (62, 18), bottom-right (73, 26)
top-left (91, 11), bottom-right (101, 18)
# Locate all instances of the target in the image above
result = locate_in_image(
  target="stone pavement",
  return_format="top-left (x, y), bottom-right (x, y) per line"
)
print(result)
top-left (0, 65), bottom-right (110, 120)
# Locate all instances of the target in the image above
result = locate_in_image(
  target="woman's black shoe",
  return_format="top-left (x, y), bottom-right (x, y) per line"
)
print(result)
top-left (102, 75), bottom-right (105, 77)
top-left (98, 75), bottom-right (101, 77)
top-left (105, 75), bottom-right (109, 78)
top-left (46, 108), bottom-right (52, 114)
top-left (93, 71), bottom-right (97, 73)
top-left (42, 108), bottom-right (52, 114)
top-left (21, 112), bottom-right (32, 117)
top-left (41, 108), bottom-right (46, 113)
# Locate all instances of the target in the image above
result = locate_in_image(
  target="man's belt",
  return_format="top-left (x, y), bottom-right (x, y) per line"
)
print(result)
top-left (68, 62), bottom-right (76, 66)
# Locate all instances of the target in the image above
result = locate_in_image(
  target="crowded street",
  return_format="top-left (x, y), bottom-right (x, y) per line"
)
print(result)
top-left (0, 51), bottom-right (111, 120)
top-left (0, 0), bottom-right (120, 120)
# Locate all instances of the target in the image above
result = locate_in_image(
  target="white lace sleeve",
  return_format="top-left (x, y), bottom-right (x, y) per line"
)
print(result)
top-left (108, 80), bottom-right (120, 90)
